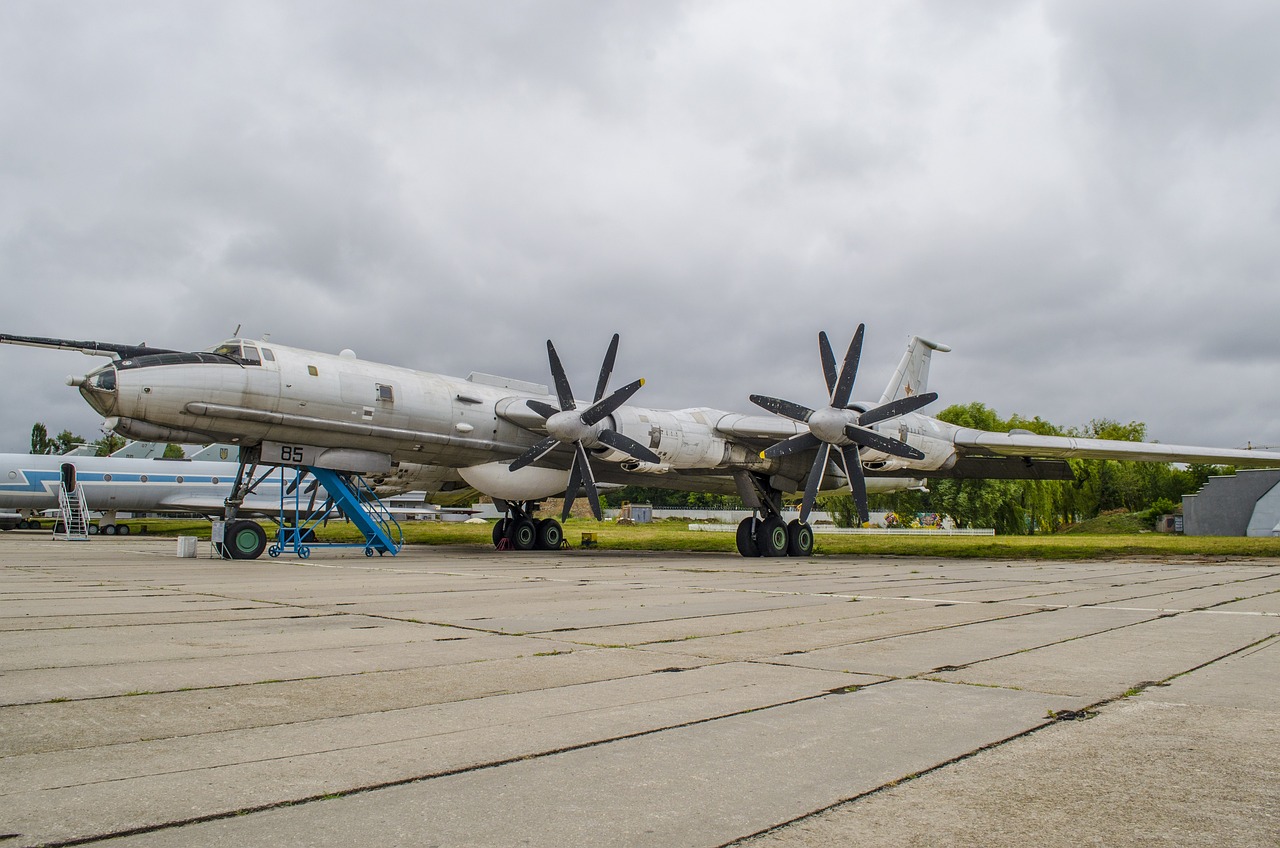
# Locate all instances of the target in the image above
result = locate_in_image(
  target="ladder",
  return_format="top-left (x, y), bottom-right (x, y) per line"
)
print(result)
top-left (55, 480), bottom-right (91, 541)
top-left (269, 466), bottom-right (403, 558)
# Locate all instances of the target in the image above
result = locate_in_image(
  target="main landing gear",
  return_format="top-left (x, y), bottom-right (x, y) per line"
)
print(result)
top-left (492, 500), bottom-right (566, 551)
top-left (732, 471), bottom-right (814, 558)
top-left (735, 515), bottom-right (814, 558)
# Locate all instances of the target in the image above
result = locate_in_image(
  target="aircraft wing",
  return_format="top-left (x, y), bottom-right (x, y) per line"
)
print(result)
top-left (953, 429), bottom-right (1280, 468)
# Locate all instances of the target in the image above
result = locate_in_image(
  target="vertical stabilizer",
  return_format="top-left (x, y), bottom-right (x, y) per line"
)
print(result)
top-left (879, 336), bottom-right (951, 403)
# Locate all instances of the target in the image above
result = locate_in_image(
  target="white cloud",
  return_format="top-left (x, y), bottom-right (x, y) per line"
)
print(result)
top-left (1, 0), bottom-right (1277, 453)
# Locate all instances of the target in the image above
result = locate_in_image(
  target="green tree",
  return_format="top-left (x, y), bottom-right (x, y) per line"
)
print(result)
top-left (163, 443), bottom-right (186, 459)
top-left (93, 433), bottom-right (127, 456)
top-left (30, 422), bottom-right (51, 455)
top-left (51, 429), bottom-right (86, 454)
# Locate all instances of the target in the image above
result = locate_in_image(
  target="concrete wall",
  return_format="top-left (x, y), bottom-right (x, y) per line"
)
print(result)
top-left (1182, 469), bottom-right (1280, 536)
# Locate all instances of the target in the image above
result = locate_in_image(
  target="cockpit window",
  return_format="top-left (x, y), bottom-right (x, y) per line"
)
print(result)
top-left (209, 341), bottom-right (262, 366)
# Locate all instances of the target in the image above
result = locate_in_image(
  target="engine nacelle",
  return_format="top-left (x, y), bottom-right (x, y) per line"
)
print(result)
top-left (606, 407), bottom-right (733, 470)
top-left (457, 461), bottom-right (569, 501)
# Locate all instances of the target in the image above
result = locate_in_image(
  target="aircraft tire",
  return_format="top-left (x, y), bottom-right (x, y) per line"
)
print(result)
top-left (54, 521), bottom-right (66, 535)
top-left (535, 519), bottom-right (563, 550)
top-left (786, 520), bottom-right (814, 557)
top-left (735, 518), bottom-right (760, 557)
top-left (492, 518), bottom-right (509, 547)
top-left (224, 520), bottom-right (268, 560)
top-left (755, 516), bottom-right (789, 557)
top-left (117, 524), bottom-right (130, 536)
top-left (102, 524), bottom-right (116, 536)
top-left (87, 524), bottom-right (99, 535)
top-left (511, 519), bottom-right (537, 551)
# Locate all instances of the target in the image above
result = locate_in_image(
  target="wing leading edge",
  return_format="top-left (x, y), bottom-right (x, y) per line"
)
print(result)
top-left (953, 429), bottom-right (1280, 468)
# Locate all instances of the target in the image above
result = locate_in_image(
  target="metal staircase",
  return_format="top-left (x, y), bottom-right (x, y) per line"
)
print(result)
top-left (268, 466), bottom-right (403, 559)
top-left (55, 469), bottom-right (91, 541)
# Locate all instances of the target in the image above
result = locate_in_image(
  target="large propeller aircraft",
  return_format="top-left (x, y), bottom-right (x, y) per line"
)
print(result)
top-left (5, 324), bottom-right (1280, 559)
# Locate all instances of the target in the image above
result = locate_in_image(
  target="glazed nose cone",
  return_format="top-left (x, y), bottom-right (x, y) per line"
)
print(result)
top-left (77, 364), bottom-right (118, 416)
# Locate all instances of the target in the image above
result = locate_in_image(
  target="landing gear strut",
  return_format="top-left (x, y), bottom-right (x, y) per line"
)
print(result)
top-left (217, 446), bottom-right (271, 560)
top-left (492, 499), bottom-right (565, 552)
top-left (733, 472), bottom-right (814, 558)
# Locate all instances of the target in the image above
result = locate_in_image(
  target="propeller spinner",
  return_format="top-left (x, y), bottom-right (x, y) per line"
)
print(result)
top-left (509, 334), bottom-right (660, 521)
top-left (750, 324), bottom-right (937, 525)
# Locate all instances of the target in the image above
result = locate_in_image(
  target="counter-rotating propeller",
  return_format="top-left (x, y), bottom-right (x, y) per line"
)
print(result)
top-left (750, 324), bottom-right (937, 525)
top-left (509, 334), bottom-right (660, 520)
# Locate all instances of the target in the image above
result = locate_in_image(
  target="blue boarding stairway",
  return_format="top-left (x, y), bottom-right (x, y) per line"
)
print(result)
top-left (268, 466), bottom-right (404, 559)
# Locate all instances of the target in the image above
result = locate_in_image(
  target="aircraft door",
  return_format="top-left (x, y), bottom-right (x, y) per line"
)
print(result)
top-left (60, 463), bottom-right (76, 493)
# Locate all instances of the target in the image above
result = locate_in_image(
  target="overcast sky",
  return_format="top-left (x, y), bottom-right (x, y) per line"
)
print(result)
top-left (3, 1), bottom-right (1279, 455)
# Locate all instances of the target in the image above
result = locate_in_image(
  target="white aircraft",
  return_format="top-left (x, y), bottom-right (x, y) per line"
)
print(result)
top-left (4, 325), bottom-right (1279, 559)
top-left (0, 448), bottom-right (261, 535)
top-left (0, 445), bottom-right (463, 556)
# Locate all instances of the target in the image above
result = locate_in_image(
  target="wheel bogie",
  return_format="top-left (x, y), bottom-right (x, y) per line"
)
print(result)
top-left (786, 520), bottom-right (814, 557)
top-left (511, 518), bottom-right (538, 551)
top-left (535, 518), bottom-right (563, 550)
top-left (735, 517), bottom-right (761, 557)
top-left (755, 516), bottom-right (789, 557)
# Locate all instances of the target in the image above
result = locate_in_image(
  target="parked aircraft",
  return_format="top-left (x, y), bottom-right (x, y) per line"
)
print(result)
top-left (0, 446), bottom-right (461, 556)
top-left (4, 325), bottom-right (1279, 558)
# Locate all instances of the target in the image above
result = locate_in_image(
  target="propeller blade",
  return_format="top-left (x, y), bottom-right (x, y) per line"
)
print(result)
top-left (596, 428), bottom-right (661, 464)
top-left (839, 444), bottom-right (869, 524)
top-left (830, 323), bottom-right (865, 408)
top-left (508, 435), bottom-right (560, 472)
top-left (843, 424), bottom-right (925, 460)
top-left (285, 469), bottom-right (310, 496)
top-left (761, 431), bottom-right (821, 460)
top-left (593, 333), bottom-right (619, 403)
top-left (561, 458), bottom-right (583, 522)
top-left (526, 399), bottom-right (560, 420)
top-left (580, 378), bottom-right (644, 426)
top-left (546, 340), bottom-right (576, 411)
top-left (818, 331), bottom-right (837, 396)
top-left (856, 392), bottom-right (939, 427)
top-left (749, 394), bottom-right (815, 423)
top-left (799, 442), bottom-right (831, 523)
top-left (574, 441), bottom-right (603, 521)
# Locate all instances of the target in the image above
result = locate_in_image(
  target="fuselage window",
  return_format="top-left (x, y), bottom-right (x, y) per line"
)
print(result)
top-left (140, 475), bottom-right (148, 483)
top-left (103, 474), bottom-right (112, 482)
top-left (377, 384), bottom-right (394, 402)
top-left (241, 344), bottom-right (262, 366)
top-left (307, 365), bottom-right (319, 377)
top-left (262, 348), bottom-right (276, 362)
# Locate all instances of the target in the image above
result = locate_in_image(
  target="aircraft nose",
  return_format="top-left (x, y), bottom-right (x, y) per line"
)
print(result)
top-left (77, 365), bottom-right (119, 416)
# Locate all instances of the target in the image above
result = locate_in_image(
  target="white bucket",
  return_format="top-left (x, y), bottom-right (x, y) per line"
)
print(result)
top-left (176, 536), bottom-right (198, 558)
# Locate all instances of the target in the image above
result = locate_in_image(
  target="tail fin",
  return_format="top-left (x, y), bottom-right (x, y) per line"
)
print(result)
top-left (879, 336), bottom-right (951, 403)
